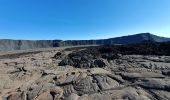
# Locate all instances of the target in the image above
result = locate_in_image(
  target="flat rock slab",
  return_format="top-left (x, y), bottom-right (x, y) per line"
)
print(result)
top-left (138, 78), bottom-right (170, 91)
top-left (120, 72), bottom-right (165, 80)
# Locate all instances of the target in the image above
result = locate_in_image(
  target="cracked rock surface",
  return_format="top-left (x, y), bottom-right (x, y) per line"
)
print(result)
top-left (1, 42), bottom-right (170, 100)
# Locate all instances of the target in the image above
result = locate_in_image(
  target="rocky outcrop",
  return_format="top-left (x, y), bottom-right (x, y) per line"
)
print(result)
top-left (58, 42), bottom-right (170, 69)
top-left (57, 47), bottom-right (121, 68)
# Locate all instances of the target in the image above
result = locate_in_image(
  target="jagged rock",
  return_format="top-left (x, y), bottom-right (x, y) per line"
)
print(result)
top-left (58, 59), bottom-right (74, 66)
top-left (58, 51), bottom-right (107, 68)
top-left (92, 59), bottom-right (106, 68)
top-left (53, 52), bottom-right (62, 59)
top-left (58, 54), bottom-right (92, 68)
top-left (162, 70), bottom-right (170, 76)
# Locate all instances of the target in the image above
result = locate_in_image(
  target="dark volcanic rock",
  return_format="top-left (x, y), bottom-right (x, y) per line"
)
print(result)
top-left (57, 40), bottom-right (170, 68)
top-left (58, 57), bottom-right (107, 68)
top-left (58, 58), bottom-right (74, 66)
top-left (93, 59), bottom-right (106, 68)
top-left (162, 70), bottom-right (170, 76)
top-left (58, 50), bottom-right (108, 68)
top-left (53, 52), bottom-right (63, 59)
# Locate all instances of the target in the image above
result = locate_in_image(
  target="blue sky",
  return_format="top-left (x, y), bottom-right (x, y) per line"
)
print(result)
top-left (0, 0), bottom-right (170, 40)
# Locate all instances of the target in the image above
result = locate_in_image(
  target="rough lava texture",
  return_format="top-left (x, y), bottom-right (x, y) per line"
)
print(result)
top-left (0, 41), bottom-right (170, 100)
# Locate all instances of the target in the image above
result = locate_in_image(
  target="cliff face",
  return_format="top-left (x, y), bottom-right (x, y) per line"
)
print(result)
top-left (0, 40), bottom-right (61, 51)
top-left (0, 33), bottom-right (170, 51)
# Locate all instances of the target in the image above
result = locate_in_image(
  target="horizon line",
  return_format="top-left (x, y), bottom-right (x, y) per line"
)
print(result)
top-left (0, 32), bottom-right (168, 41)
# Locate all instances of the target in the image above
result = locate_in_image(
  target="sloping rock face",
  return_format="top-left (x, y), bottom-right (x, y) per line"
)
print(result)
top-left (1, 44), bottom-right (170, 100)
top-left (1, 33), bottom-right (170, 51)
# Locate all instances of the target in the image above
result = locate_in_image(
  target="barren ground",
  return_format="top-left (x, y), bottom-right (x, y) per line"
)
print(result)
top-left (0, 44), bottom-right (170, 100)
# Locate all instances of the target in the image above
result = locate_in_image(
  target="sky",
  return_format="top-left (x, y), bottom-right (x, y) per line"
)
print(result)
top-left (0, 0), bottom-right (170, 40)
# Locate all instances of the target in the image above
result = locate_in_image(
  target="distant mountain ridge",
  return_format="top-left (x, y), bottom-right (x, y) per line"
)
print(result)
top-left (0, 33), bottom-right (170, 51)
top-left (59, 33), bottom-right (170, 46)
top-left (107, 33), bottom-right (170, 44)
